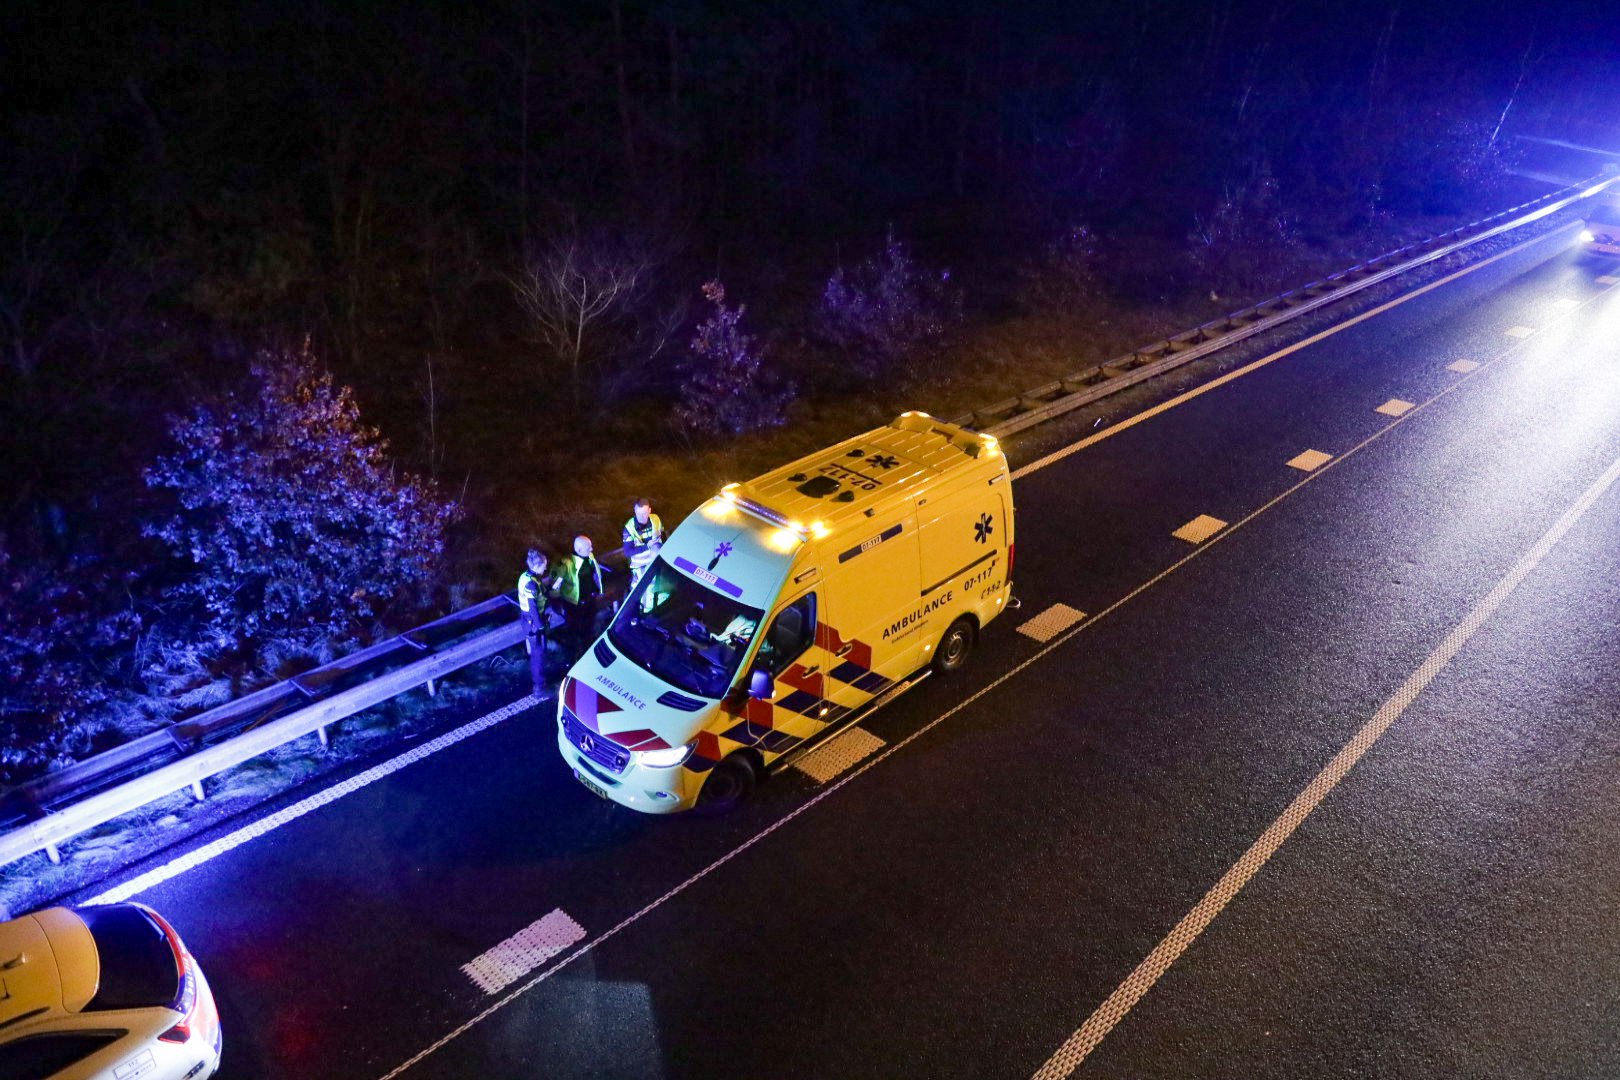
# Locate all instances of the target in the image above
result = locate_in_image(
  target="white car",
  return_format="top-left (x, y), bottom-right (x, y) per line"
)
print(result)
top-left (0, 903), bottom-right (221, 1080)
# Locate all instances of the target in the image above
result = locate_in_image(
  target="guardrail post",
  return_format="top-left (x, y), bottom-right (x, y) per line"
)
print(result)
top-left (190, 780), bottom-right (206, 802)
top-left (317, 723), bottom-right (330, 749)
top-left (45, 843), bottom-right (61, 864)
top-left (426, 677), bottom-right (437, 697)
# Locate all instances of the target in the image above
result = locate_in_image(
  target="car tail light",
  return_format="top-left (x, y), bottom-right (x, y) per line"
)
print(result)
top-left (141, 906), bottom-right (198, 1044)
top-left (157, 969), bottom-right (197, 1043)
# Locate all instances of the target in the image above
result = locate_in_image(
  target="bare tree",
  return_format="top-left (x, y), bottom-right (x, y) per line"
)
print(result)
top-left (509, 229), bottom-right (654, 409)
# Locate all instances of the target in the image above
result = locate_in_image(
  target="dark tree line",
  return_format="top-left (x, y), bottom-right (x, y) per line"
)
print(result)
top-left (2, 0), bottom-right (1615, 782)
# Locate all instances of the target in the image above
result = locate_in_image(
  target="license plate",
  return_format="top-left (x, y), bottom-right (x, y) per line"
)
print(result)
top-left (575, 770), bottom-right (609, 800)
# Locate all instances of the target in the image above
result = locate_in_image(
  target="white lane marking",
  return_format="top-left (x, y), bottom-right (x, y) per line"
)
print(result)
top-left (1018, 603), bottom-right (1087, 643)
top-left (1285, 449), bottom-right (1333, 472)
top-left (1505, 325), bottom-right (1537, 338)
top-left (1011, 226), bottom-right (1570, 483)
top-left (1375, 398), bottom-right (1415, 417)
top-left (793, 728), bottom-right (887, 783)
top-left (462, 909), bottom-right (586, 995)
top-left (380, 264), bottom-right (1620, 1080)
top-left (1028, 450), bottom-right (1620, 1080)
top-left (379, 346), bottom-right (1475, 1080)
top-left (1552, 298), bottom-right (1581, 310)
top-left (1447, 359), bottom-right (1481, 373)
top-left (1599, 275), bottom-right (1620, 286)
top-left (87, 695), bottom-right (544, 904)
top-left (1171, 514), bottom-right (1227, 544)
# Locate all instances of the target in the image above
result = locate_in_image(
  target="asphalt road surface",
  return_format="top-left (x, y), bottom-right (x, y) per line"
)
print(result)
top-left (66, 221), bottom-right (1620, 1079)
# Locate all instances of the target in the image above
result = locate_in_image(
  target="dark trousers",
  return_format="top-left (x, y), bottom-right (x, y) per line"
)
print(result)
top-left (527, 632), bottom-right (548, 695)
top-left (522, 607), bottom-right (550, 696)
top-left (564, 598), bottom-right (598, 663)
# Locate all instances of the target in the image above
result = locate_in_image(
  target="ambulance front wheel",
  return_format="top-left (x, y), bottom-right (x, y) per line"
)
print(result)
top-left (696, 753), bottom-right (757, 815)
top-left (932, 617), bottom-right (977, 677)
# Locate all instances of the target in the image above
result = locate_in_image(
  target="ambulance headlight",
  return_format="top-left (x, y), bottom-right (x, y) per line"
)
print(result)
top-left (636, 742), bottom-right (694, 768)
top-left (1581, 229), bottom-right (1596, 243)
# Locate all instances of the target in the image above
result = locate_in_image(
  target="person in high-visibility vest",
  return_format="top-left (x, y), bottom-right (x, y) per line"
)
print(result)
top-left (517, 548), bottom-right (552, 696)
top-left (553, 534), bottom-right (605, 663)
top-left (622, 497), bottom-right (664, 588)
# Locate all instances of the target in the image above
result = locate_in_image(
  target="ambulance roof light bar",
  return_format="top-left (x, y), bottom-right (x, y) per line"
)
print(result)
top-left (718, 485), bottom-right (809, 539)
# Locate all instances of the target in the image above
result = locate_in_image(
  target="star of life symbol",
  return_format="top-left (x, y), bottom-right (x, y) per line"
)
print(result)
top-left (708, 541), bottom-right (734, 570)
top-left (974, 513), bottom-right (994, 543)
top-left (868, 453), bottom-right (899, 470)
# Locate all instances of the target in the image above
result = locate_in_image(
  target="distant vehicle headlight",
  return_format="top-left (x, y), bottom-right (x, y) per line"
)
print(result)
top-left (1580, 229), bottom-right (1596, 243)
top-left (636, 742), bottom-right (694, 768)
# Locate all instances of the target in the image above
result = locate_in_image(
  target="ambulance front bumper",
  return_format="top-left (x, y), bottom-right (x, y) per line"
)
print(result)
top-left (555, 726), bottom-right (696, 813)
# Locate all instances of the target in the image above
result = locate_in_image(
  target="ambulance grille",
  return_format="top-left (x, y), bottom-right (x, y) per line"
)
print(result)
top-left (562, 707), bottom-right (630, 774)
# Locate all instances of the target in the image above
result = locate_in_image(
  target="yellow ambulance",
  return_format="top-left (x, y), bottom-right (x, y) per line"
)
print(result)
top-left (555, 411), bottom-right (1015, 813)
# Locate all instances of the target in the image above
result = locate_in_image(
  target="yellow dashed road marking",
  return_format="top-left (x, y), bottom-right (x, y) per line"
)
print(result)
top-left (1375, 398), bottom-right (1415, 417)
top-left (1505, 325), bottom-right (1537, 338)
top-left (1172, 515), bottom-right (1227, 544)
top-left (793, 727), bottom-right (887, 783)
top-left (1018, 603), bottom-right (1088, 643)
top-left (1447, 359), bottom-right (1481, 373)
top-left (1286, 449), bottom-right (1333, 472)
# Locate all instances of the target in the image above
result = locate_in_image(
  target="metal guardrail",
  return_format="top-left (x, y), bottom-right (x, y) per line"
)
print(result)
top-left (0, 595), bottom-right (523, 866)
top-left (956, 171), bottom-right (1620, 438)
top-left (4, 171), bottom-right (1617, 873)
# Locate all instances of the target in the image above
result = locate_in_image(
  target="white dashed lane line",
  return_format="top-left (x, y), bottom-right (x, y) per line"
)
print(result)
top-left (380, 255), bottom-right (1620, 1080)
top-left (1447, 359), bottom-right (1481, 373)
top-left (1504, 324), bottom-right (1537, 338)
top-left (1028, 447), bottom-right (1620, 1080)
top-left (463, 909), bottom-right (587, 995)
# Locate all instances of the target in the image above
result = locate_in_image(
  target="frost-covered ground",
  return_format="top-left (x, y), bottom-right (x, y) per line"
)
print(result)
top-left (0, 642), bottom-right (537, 919)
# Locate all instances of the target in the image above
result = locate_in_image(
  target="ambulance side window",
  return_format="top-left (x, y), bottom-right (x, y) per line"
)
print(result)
top-left (757, 593), bottom-right (816, 675)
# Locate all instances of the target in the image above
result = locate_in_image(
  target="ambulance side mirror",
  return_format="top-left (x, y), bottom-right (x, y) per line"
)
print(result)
top-left (748, 667), bottom-right (775, 700)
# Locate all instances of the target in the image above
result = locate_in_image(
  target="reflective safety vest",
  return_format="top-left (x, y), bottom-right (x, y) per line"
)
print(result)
top-left (551, 555), bottom-right (603, 606)
top-left (623, 513), bottom-right (664, 558)
top-left (517, 569), bottom-right (545, 613)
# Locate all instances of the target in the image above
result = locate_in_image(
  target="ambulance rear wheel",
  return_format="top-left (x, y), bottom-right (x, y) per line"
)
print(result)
top-left (932, 617), bottom-right (976, 676)
top-left (697, 754), bottom-right (756, 814)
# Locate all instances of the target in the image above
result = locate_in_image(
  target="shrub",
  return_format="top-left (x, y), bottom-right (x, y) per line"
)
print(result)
top-left (1187, 162), bottom-right (1304, 293)
top-left (674, 282), bottom-right (793, 438)
top-left (812, 229), bottom-right (962, 381)
top-left (1019, 224), bottom-right (1103, 316)
top-left (144, 343), bottom-right (459, 660)
top-left (0, 545), bottom-right (138, 786)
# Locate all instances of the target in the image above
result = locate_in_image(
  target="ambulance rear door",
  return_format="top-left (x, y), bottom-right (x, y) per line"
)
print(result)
top-left (917, 479), bottom-right (1009, 624)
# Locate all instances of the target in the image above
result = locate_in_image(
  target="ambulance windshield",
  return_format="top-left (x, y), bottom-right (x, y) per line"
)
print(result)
top-left (607, 558), bottom-right (764, 699)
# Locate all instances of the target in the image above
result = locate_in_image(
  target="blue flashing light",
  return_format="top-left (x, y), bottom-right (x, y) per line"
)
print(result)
top-left (726, 492), bottom-right (802, 534)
